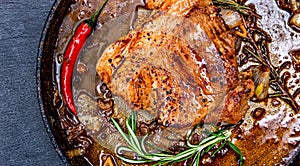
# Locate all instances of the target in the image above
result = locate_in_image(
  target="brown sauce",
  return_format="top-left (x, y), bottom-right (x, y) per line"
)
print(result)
top-left (53, 0), bottom-right (300, 165)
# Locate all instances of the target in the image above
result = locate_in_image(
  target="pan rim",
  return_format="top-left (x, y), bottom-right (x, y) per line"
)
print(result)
top-left (36, 0), bottom-right (69, 165)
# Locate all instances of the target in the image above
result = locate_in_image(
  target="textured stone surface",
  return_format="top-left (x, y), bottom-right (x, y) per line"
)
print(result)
top-left (0, 0), bottom-right (63, 165)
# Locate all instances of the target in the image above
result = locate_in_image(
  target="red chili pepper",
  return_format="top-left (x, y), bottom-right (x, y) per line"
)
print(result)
top-left (61, 0), bottom-right (109, 115)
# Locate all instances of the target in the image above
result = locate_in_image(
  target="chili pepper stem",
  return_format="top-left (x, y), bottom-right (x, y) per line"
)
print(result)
top-left (88, 0), bottom-right (109, 26)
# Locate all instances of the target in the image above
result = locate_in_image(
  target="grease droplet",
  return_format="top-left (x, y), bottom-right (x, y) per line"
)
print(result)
top-left (272, 98), bottom-right (281, 106)
top-left (252, 108), bottom-right (266, 120)
top-left (100, 133), bottom-right (107, 139)
top-left (77, 62), bottom-right (87, 74)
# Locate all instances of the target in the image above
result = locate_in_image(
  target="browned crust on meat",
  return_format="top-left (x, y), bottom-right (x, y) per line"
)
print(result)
top-left (145, 0), bottom-right (212, 15)
top-left (188, 6), bottom-right (239, 90)
top-left (97, 31), bottom-right (212, 127)
top-left (97, 31), bottom-right (211, 94)
top-left (96, 1), bottom-right (253, 127)
top-left (128, 66), bottom-right (182, 126)
top-left (145, 0), bottom-right (238, 90)
top-left (204, 72), bottom-right (255, 124)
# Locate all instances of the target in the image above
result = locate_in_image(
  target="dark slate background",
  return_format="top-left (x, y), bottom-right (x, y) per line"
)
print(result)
top-left (0, 0), bottom-right (63, 165)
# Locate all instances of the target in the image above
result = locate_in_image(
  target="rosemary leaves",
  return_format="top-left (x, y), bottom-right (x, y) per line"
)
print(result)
top-left (111, 112), bottom-right (244, 166)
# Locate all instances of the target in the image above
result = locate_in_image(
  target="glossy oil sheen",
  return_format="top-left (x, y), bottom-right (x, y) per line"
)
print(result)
top-left (38, 0), bottom-right (300, 165)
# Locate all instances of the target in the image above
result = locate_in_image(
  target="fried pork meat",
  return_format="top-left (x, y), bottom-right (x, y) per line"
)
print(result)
top-left (96, 0), bottom-right (254, 128)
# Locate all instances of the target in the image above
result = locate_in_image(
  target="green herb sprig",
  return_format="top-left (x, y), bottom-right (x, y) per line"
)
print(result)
top-left (241, 21), bottom-right (299, 112)
top-left (213, 0), bottom-right (299, 112)
top-left (111, 112), bottom-right (244, 166)
top-left (212, 0), bottom-right (256, 16)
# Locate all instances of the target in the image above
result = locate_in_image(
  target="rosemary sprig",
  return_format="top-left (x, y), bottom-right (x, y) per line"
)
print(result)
top-left (111, 112), bottom-right (244, 166)
top-left (240, 16), bottom-right (299, 112)
top-left (213, 0), bottom-right (299, 112)
top-left (212, 0), bottom-right (258, 17)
